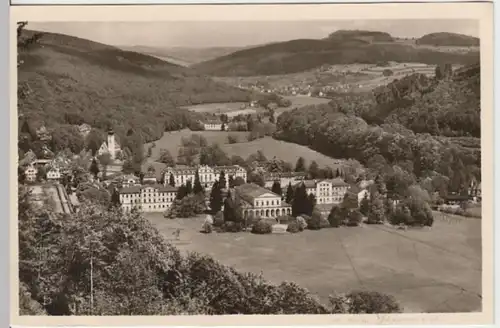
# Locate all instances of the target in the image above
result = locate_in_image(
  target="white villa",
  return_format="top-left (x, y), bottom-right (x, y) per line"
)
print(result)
top-left (235, 183), bottom-right (292, 220)
top-left (24, 165), bottom-right (38, 182)
top-left (97, 129), bottom-right (121, 160)
top-left (46, 167), bottom-right (62, 181)
top-left (164, 165), bottom-right (247, 189)
top-left (119, 184), bottom-right (177, 213)
top-left (202, 119), bottom-right (223, 131)
top-left (294, 178), bottom-right (350, 205)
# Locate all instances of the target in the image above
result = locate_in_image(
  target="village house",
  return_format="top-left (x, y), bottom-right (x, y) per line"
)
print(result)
top-left (235, 183), bottom-right (292, 220)
top-left (24, 164), bottom-right (38, 182)
top-left (119, 184), bottom-right (177, 213)
top-left (202, 119), bottom-right (223, 131)
top-left (46, 166), bottom-right (61, 181)
top-left (294, 178), bottom-right (350, 205)
top-left (97, 128), bottom-right (122, 160)
top-left (165, 165), bottom-right (247, 190)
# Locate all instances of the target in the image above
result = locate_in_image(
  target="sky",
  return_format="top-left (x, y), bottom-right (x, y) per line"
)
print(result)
top-left (28, 20), bottom-right (479, 48)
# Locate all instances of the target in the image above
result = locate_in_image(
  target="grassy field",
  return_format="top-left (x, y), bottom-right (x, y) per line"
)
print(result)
top-left (182, 102), bottom-right (256, 117)
top-left (143, 130), bottom-right (344, 176)
top-left (146, 211), bottom-right (482, 313)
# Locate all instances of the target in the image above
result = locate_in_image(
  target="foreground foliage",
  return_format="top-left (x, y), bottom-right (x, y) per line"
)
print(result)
top-left (19, 185), bottom-right (402, 315)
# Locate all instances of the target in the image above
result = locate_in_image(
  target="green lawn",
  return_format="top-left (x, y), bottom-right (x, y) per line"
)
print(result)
top-left (146, 212), bottom-right (482, 313)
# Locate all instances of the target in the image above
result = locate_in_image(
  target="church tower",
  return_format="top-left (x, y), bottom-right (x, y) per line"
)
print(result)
top-left (107, 128), bottom-right (116, 160)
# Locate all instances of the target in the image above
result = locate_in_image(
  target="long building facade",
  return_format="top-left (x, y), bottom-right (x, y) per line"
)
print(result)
top-left (164, 165), bottom-right (247, 189)
top-left (119, 184), bottom-right (177, 213)
top-left (294, 178), bottom-right (349, 205)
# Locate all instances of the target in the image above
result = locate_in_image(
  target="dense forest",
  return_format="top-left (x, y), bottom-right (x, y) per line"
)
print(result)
top-left (319, 64), bottom-right (480, 138)
top-left (17, 29), bottom-right (256, 147)
top-left (275, 63), bottom-right (481, 196)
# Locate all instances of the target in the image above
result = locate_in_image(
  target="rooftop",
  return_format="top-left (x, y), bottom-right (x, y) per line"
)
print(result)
top-left (120, 184), bottom-right (177, 194)
top-left (235, 183), bottom-right (280, 203)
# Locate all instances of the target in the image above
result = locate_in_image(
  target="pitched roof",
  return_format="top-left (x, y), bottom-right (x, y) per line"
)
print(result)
top-left (119, 184), bottom-right (177, 194)
top-left (328, 177), bottom-right (349, 186)
top-left (235, 183), bottom-right (279, 203)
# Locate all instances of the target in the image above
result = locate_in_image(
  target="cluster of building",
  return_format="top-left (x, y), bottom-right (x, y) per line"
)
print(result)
top-left (21, 149), bottom-right (71, 183)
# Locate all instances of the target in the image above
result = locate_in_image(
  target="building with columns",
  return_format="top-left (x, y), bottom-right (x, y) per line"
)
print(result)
top-left (119, 184), bottom-right (177, 213)
top-left (164, 165), bottom-right (247, 189)
top-left (235, 183), bottom-right (292, 220)
top-left (98, 129), bottom-right (121, 160)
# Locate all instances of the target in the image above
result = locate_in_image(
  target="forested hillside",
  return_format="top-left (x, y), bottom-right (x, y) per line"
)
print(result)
top-left (275, 64), bottom-right (481, 195)
top-left (17, 30), bottom-right (253, 145)
top-left (193, 32), bottom-right (479, 76)
top-left (416, 32), bottom-right (480, 47)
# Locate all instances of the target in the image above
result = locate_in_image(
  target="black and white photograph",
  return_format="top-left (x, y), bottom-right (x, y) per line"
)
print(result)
top-left (12, 3), bottom-right (493, 324)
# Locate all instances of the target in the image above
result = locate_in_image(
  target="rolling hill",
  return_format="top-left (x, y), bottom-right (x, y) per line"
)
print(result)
top-left (325, 30), bottom-right (394, 43)
top-left (416, 32), bottom-right (480, 47)
top-left (192, 31), bottom-right (480, 76)
top-left (17, 30), bottom-right (253, 143)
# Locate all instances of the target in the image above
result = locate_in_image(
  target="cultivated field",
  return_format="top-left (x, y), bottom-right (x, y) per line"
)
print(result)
top-left (143, 130), bottom-right (344, 176)
top-left (147, 211), bottom-right (482, 313)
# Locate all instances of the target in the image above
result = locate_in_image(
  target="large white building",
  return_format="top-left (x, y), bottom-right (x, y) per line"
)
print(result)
top-left (164, 165), bottom-right (247, 190)
top-left (294, 178), bottom-right (349, 205)
top-left (235, 183), bottom-right (292, 220)
top-left (98, 129), bottom-right (121, 160)
top-left (119, 184), bottom-right (177, 213)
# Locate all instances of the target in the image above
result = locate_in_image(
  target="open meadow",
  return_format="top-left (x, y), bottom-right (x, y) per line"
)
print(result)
top-left (146, 211), bottom-right (482, 314)
top-left (182, 102), bottom-right (258, 117)
top-left (143, 130), bottom-right (344, 176)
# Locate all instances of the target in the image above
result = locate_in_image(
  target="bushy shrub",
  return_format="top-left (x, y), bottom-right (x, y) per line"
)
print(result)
top-left (213, 211), bottom-right (224, 227)
top-left (276, 215), bottom-right (294, 224)
top-left (286, 221), bottom-right (302, 233)
top-left (329, 291), bottom-right (402, 314)
top-left (328, 206), bottom-right (346, 227)
top-left (251, 220), bottom-right (273, 234)
top-left (222, 221), bottom-right (243, 233)
top-left (391, 199), bottom-right (434, 227)
top-left (307, 211), bottom-right (323, 230)
top-left (227, 135), bottom-right (239, 144)
top-left (201, 221), bottom-right (213, 234)
top-left (346, 210), bottom-right (363, 227)
top-left (319, 217), bottom-right (330, 228)
top-left (296, 216), bottom-right (308, 230)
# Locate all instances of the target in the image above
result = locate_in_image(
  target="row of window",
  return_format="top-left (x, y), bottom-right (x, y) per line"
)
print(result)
top-left (124, 203), bottom-right (171, 210)
top-left (255, 199), bottom-right (281, 207)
